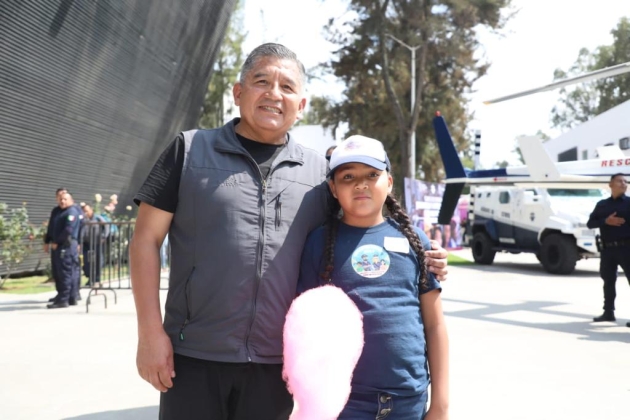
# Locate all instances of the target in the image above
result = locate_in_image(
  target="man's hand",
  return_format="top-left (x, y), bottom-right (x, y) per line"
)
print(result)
top-left (136, 328), bottom-right (176, 392)
top-left (605, 212), bottom-right (625, 226)
top-left (43, 244), bottom-right (49, 253)
top-left (426, 240), bottom-right (448, 281)
top-left (51, 243), bottom-right (58, 251)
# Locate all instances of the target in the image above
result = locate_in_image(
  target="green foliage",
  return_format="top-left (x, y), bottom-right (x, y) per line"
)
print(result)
top-left (112, 206), bottom-right (137, 223)
top-left (198, 0), bottom-right (246, 129)
top-left (0, 202), bottom-right (38, 287)
top-left (552, 17), bottom-right (630, 129)
top-left (310, 0), bottom-right (513, 193)
top-left (0, 274), bottom-right (54, 294)
top-left (447, 253), bottom-right (474, 265)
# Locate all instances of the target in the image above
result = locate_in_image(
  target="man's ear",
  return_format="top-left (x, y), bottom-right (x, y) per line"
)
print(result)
top-left (328, 179), bottom-right (337, 199)
top-left (296, 97), bottom-right (307, 121)
top-left (233, 83), bottom-right (242, 106)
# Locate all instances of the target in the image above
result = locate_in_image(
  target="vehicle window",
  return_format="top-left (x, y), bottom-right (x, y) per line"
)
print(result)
top-left (499, 191), bottom-right (510, 204)
top-left (547, 189), bottom-right (604, 197)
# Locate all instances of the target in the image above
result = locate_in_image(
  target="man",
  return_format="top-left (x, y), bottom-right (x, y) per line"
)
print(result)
top-left (48, 192), bottom-right (82, 309)
top-left (44, 188), bottom-right (67, 303)
top-left (80, 204), bottom-right (109, 287)
top-left (130, 43), bottom-right (449, 420)
top-left (587, 173), bottom-right (630, 327)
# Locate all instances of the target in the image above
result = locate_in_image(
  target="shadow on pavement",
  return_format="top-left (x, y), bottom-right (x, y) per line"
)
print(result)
top-left (0, 304), bottom-right (46, 312)
top-left (443, 297), bottom-right (630, 343)
top-left (455, 261), bottom-right (602, 278)
top-left (63, 406), bottom-right (158, 420)
top-left (0, 298), bottom-right (50, 311)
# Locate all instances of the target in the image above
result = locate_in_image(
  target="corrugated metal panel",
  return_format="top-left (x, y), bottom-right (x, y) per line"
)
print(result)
top-left (0, 0), bottom-right (236, 275)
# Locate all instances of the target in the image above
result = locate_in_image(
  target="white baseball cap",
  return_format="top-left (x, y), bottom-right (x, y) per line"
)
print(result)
top-left (327, 135), bottom-right (391, 177)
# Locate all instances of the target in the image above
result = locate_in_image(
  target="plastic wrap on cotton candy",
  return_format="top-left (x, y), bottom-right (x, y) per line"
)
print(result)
top-left (283, 285), bottom-right (364, 420)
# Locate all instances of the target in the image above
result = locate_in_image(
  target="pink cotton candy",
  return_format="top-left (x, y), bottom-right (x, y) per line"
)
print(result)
top-left (283, 285), bottom-right (364, 420)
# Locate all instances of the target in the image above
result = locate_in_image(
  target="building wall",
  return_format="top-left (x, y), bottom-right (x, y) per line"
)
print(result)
top-left (544, 100), bottom-right (630, 161)
top-left (0, 0), bottom-right (236, 274)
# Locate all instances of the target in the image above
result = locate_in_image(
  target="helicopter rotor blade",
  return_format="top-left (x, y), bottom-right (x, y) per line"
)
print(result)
top-left (484, 61), bottom-right (630, 105)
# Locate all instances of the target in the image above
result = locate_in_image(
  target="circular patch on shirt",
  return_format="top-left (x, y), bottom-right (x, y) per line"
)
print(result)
top-left (351, 245), bottom-right (390, 278)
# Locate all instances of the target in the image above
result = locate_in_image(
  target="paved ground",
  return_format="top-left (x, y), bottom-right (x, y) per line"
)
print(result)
top-left (1, 250), bottom-right (629, 420)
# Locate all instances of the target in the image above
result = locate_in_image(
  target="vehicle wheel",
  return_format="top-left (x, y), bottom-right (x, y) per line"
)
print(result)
top-left (540, 234), bottom-right (578, 274)
top-left (471, 232), bottom-right (496, 265)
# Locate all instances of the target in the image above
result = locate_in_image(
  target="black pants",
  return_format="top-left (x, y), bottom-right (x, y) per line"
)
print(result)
top-left (159, 354), bottom-right (293, 420)
top-left (600, 245), bottom-right (630, 311)
top-left (52, 243), bottom-right (79, 303)
top-left (82, 242), bottom-right (103, 285)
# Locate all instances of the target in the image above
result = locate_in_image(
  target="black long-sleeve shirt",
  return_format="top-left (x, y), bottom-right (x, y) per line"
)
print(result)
top-left (44, 206), bottom-right (62, 244)
top-left (52, 206), bottom-right (82, 246)
top-left (587, 195), bottom-right (630, 242)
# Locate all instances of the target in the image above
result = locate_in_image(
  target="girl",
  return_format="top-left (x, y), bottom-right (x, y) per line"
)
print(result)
top-left (298, 135), bottom-right (449, 419)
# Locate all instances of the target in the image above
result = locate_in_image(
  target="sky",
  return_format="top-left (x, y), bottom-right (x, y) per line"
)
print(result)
top-left (241, 0), bottom-right (629, 168)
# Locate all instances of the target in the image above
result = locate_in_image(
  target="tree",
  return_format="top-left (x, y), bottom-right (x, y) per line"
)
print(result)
top-left (198, 0), bottom-right (245, 129)
top-left (0, 202), bottom-right (37, 287)
top-left (310, 0), bottom-right (513, 192)
top-left (551, 17), bottom-right (630, 130)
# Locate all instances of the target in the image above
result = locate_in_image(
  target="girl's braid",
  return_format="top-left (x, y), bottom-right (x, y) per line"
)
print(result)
top-left (385, 194), bottom-right (428, 288)
top-left (321, 194), bottom-right (341, 282)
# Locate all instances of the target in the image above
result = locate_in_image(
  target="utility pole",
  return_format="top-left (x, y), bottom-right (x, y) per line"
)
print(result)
top-left (386, 34), bottom-right (421, 180)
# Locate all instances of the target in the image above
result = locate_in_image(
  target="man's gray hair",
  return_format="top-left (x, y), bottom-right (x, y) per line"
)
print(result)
top-left (239, 43), bottom-right (306, 87)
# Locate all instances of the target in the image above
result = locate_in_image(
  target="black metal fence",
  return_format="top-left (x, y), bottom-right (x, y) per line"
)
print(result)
top-left (81, 220), bottom-right (169, 313)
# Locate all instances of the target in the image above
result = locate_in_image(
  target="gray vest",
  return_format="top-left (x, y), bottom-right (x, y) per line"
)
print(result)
top-left (164, 119), bottom-right (328, 363)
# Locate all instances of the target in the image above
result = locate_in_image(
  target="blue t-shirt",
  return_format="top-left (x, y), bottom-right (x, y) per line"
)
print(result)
top-left (298, 218), bottom-right (441, 396)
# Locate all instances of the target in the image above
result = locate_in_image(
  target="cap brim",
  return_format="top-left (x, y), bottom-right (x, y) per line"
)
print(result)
top-left (327, 156), bottom-right (388, 177)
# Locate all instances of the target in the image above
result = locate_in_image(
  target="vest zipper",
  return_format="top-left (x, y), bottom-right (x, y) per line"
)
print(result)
top-left (179, 266), bottom-right (196, 341)
top-left (244, 166), bottom-right (268, 362)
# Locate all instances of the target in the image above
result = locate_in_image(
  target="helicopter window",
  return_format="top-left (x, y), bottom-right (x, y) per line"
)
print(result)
top-left (620, 137), bottom-right (630, 150)
top-left (499, 191), bottom-right (510, 203)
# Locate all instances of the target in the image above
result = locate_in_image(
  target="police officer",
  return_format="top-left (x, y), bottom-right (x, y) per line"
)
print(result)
top-left (47, 192), bottom-right (82, 309)
top-left (587, 173), bottom-right (630, 326)
top-left (44, 188), bottom-right (68, 303)
top-left (80, 203), bottom-right (108, 287)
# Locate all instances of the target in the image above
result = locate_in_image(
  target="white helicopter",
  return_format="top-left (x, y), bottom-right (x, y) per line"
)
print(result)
top-left (435, 61), bottom-right (630, 224)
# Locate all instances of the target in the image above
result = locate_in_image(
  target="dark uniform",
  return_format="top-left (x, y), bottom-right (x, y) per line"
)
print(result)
top-left (81, 213), bottom-right (108, 286)
top-left (49, 205), bottom-right (82, 307)
top-left (587, 194), bottom-right (630, 319)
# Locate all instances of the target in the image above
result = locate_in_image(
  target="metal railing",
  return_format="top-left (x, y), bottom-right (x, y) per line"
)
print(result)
top-left (81, 220), bottom-right (169, 313)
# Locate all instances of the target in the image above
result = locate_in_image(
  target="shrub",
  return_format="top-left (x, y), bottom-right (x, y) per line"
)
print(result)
top-left (0, 202), bottom-right (38, 287)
